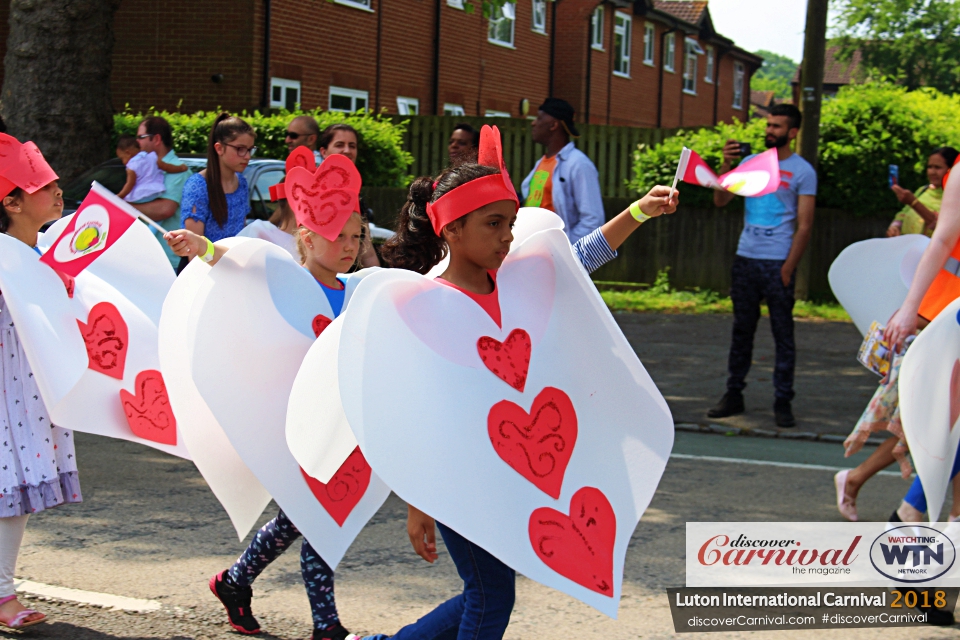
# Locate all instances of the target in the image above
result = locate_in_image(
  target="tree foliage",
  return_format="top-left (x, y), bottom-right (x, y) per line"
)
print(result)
top-left (833, 0), bottom-right (960, 94)
top-left (751, 50), bottom-right (798, 100)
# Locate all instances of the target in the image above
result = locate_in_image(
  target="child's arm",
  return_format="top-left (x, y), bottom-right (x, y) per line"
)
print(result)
top-left (157, 158), bottom-right (188, 173)
top-left (164, 228), bottom-right (228, 266)
top-left (600, 185), bottom-right (679, 251)
top-left (406, 504), bottom-right (438, 563)
top-left (117, 169), bottom-right (137, 199)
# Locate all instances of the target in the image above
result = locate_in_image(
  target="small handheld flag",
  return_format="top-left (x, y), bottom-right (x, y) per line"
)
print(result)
top-left (678, 147), bottom-right (780, 198)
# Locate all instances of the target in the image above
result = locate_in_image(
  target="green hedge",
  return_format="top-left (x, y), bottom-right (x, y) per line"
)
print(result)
top-left (630, 81), bottom-right (960, 215)
top-left (114, 108), bottom-right (414, 188)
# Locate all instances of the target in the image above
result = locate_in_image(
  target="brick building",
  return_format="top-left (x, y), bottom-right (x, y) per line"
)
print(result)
top-left (0, 0), bottom-right (761, 129)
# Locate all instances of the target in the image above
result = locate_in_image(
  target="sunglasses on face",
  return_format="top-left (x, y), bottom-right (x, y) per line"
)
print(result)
top-left (136, 134), bottom-right (153, 140)
top-left (285, 131), bottom-right (306, 140)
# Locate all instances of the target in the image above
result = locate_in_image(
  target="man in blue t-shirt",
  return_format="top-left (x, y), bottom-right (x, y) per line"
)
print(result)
top-left (708, 104), bottom-right (817, 428)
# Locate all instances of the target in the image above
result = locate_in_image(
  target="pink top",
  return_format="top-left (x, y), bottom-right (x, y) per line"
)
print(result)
top-left (437, 270), bottom-right (502, 327)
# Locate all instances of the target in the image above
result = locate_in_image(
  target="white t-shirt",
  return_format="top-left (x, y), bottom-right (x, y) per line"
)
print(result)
top-left (238, 219), bottom-right (299, 260)
top-left (125, 151), bottom-right (167, 202)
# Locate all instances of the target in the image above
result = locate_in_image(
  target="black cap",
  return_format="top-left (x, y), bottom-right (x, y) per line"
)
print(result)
top-left (538, 98), bottom-right (580, 138)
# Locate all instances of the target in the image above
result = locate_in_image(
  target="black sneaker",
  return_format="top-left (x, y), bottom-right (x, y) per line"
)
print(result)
top-left (209, 570), bottom-right (261, 635)
top-left (774, 398), bottom-right (795, 428)
top-left (312, 624), bottom-right (361, 640)
top-left (707, 392), bottom-right (744, 418)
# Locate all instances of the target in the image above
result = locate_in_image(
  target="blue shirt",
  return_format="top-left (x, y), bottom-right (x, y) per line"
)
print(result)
top-left (736, 153), bottom-right (817, 260)
top-left (180, 172), bottom-right (250, 242)
top-left (319, 277), bottom-right (347, 317)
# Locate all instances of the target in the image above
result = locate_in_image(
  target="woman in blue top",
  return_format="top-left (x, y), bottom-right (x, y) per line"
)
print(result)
top-left (180, 113), bottom-right (254, 244)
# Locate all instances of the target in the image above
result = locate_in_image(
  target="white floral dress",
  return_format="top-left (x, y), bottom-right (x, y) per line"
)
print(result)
top-left (0, 292), bottom-right (81, 517)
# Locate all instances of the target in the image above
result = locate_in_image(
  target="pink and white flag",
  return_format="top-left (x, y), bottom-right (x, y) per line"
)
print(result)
top-left (677, 147), bottom-right (781, 197)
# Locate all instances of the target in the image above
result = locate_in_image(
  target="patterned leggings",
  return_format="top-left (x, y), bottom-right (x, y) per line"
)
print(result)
top-left (225, 510), bottom-right (338, 630)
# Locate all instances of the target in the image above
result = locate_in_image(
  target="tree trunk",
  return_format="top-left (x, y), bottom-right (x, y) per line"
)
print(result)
top-left (1, 0), bottom-right (122, 182)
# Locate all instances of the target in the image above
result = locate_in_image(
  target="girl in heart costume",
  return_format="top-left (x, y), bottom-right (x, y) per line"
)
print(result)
top-left (166, 153), bottom-right (368, 640)
top-left (0, 135), bottom-right (78, 630)
top-left (354, 125), bottom-right (678, 639)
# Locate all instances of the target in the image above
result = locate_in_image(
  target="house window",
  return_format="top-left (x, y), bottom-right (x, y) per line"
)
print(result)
top-left (488, 2), bottom-right (516, 47)
top-left (613, 13), bottom-right (631, 77)
top-left (484, 110), bottom-right (512, 118)
top-left (333, 0), bottom-right (372, 10)
top-left (532, 0), bottom-right (547, 33)
top-left (733, 62), bottom-right (745, 109)
top-left (683, 39), bottom-right (703, 95)
top-left (643, 23), bottom-right (655, 65)
top-left (590, 6), bottom-right (604, 50)
top-left (705, 46), bottom-right (715, 83)
top-left (664, 33), bottom-right (676, 72)
top-left (444, 103), bottom-right (466, 116)
top-left (447, 0), bottom-right (464, 8)
top-left (396, 97), bottom-right (419, 115)
top-left (329, 86), bottom-right (369, 112)
top-left (270, 78), bottom-right (301, 110)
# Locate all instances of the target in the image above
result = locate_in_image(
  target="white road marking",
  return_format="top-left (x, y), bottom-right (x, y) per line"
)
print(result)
top-left (670, 452), bottom-right (906, 477)
top-left (14, 579), bottom-right (162, 612)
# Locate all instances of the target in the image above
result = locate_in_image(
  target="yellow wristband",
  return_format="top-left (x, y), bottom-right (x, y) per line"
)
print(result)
top-left (629, 200), bottom-right (651, 223)
top-left (199, 237), bottom-right (215, 263)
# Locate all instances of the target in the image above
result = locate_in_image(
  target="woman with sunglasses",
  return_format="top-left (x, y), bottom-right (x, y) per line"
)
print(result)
top-left (179, 113), bottom-right (257, 269)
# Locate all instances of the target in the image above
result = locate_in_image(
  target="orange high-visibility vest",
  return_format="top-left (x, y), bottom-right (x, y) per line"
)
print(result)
top-left (919, 157), bottom-right (960, 321)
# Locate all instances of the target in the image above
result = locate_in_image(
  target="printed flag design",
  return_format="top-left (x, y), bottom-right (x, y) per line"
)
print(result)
top-left (677, 147), bottom-right (781, 198)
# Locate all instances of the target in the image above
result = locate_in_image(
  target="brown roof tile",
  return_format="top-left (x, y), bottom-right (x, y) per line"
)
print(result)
top-left (654, 0), bottom-right (709, 25)
top-left (791, 45), bottom-right (863, 85)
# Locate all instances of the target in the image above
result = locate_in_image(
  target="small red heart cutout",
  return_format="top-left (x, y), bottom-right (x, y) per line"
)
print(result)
top-left (529, 486), bottom-right (616, 597)
top-left (287, 155), bottom-right (361, 242)
top-left (488, 387), bottom-right (576, 499)
top-left (119, 370), bottom-right (177, 445)
top-left (300, 446), bottom-right (372, 527)
top-left (77, 302), bottom-right (128, 379)
top-left (477, 329), bottom-right (531, 392)
top-left (312, 314), bottom-right (333, 337)
top-left (950, 360), bottom-right (960, 431)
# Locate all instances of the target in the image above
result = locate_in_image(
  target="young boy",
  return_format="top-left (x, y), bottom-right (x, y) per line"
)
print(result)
top-left (115, 134), bottom-right (187, 202)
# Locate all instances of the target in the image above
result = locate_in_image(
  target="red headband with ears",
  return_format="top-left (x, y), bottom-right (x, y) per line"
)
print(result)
top-left (269, 146), bottom-right (317, 201)
top-left (286, 153), bottom-right (362, 241)
top-left (0, 133), bottom-right (58, 198)
top-left (425, 125), bottom-right (519, 236)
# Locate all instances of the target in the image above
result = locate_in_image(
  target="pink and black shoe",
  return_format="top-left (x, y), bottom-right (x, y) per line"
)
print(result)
top-left (209, 570), bottom-right (261, 635)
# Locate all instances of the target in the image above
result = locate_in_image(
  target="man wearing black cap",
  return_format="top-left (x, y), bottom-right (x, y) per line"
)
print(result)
top-left (521, 98), bottom-right (604, 243)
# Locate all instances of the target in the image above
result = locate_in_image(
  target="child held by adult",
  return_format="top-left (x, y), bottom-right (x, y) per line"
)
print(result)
top-left (115, 134), bottom-right (187, 203)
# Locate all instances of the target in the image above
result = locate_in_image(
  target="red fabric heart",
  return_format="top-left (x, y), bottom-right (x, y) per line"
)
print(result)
top-left (286, 154), bottom-right (362, 242)
top-left (312, 314), bottom-right (333, 338)
top-left (300, 446), bottom-right (372, 526)
top-left (487, 387), bottom-right (577, 499)
top-left (529, 486), bottom-right (616, 597)
top-left (119, 370), bottom-right (177, 445)
top-left (477, 328), bottom-right (531, 392)
top-left (77, 302), bottom-right (127, 379)
top-left (950, 360), bottom-right (960, 431)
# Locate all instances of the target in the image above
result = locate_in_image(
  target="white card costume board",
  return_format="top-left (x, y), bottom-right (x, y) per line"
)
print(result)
top-left (0, 216), bottom-right (189, 458)
top-left (899, 297), bottom-right (960, 523)
top-left (296, 228), bottom-right (673, 617)
top-left (828, 235), bottom-right (930, 336)
top-left (187, 238), bottom-right (390, 568)
top-left (158, 238), bottom-right (272, 540)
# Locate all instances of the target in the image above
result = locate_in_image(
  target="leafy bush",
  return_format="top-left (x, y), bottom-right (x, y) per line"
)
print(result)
top-left (114, 108), bottom-right (414, 188)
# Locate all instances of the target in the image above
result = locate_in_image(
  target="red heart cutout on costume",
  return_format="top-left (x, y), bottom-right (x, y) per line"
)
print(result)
top-left (487, 386), bottom-right (577, 499)
top-left (77, 302), bottom-right (127, 379)
top-left (950, 360), bottom-right (960, 431)
top-left (300, 446), bottom-right (372, 526)
top-left (529, 486), bottom-right (616, 597)
top-left (119, 370), bottom-right (177, 445)
top-left (312, 314), bottom-right (333, 337)
top-left (478, 328), bottom-right (531, 392)
top-left (287, 154), bottom-right (361, 242)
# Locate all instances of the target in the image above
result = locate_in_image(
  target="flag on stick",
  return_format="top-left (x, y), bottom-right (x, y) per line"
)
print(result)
top-left (678, 147), bottom-right (781, 197)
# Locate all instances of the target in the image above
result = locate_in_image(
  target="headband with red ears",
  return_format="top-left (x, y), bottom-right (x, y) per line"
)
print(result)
top-left (425, 125), bottom-right (519, 236)
top-left (0, 133), bottom-right (58, 199)
top-left (286, 153), bottom-right (363, 242)
top-left (269, 146), bottom-right (316, 201)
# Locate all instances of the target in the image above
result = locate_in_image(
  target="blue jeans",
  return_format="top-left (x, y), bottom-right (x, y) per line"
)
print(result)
top-left (367, 522), bottom-right (515, 640)
top-left (904, 440), bottom-right (960, 514)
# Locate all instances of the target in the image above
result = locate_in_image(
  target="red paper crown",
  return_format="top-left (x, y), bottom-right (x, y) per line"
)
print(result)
top-left (286, 153), bottom-right (363, 242)
top-left (269, 146), bottom-right (317, 201)
top-left (0, 133), bottom-right (58, 198)
top-left (426, 125), bottom-right (519, 236)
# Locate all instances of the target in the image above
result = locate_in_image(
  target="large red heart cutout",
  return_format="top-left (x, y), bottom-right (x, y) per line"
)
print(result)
top-left (77, 302), bottom-right (127, 379)
top-left (287, 154), bottom-right (361, 242)
top-left (487, 386), bottom-right (577, 499)
top-left (300, 446), bottom-right (372, 526)
top-left (950, 359), bottom-right (960, 430)
top-left (312, 314), bottom-right (333, 337)
top-left (529, 486), bottom-right (616, 597)
top-left (119, 370), bottom-right (177, 445)
top-left (477, 328), bottom-right (531, 392)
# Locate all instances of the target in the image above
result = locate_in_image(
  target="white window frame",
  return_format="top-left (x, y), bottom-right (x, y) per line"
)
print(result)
top-left (269, 77), bottom-right (301, 110)
top-left (328, 86), bottom-right (369, 113)
top-left (683, 39), bottom-right (702, 95)
top-left (664, 33), bottom-right (676, 72)
top-left (443, 103), bottom-right (466, 116)
top-left (488, 2), bottom-right (516, 48)
top-left (484, 110), bottom-right (512, 118)
top-left (446, 0), bottom-right (464, 8)
top-left (733, 62), bottom-right (745, 109)
top-left (396, 96), bottom-right (419, 115)
top-left (333, 0), bottom-right (373, 11)
top-left (704, 46), bottom-right (715, 83)
top-left (613, 12), bottom-right (631, 78)
top-left (590, 6), bottom-right (604, 50)
top-left (532, 0), bottom-right (547, 34)
top-left (643, 22), bottom-right (655, 65)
